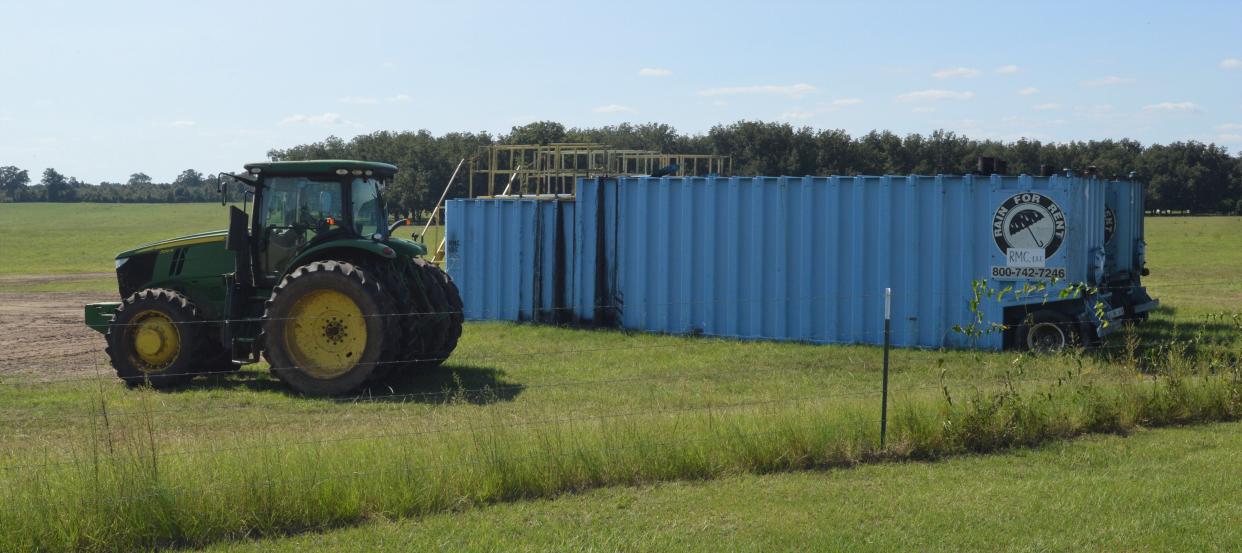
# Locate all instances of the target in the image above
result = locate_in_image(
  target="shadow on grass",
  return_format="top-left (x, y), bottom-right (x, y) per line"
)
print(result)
top-left (183, 364), bottom-right (525, 405)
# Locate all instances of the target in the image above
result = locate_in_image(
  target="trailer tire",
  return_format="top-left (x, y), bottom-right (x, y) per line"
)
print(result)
top-left (1018, 310), bottom-right (1078, 352)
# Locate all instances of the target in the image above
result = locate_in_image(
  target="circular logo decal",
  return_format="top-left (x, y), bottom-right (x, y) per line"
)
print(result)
top-left (1103, 207), bottom-right (1116, 245)
top-left (992, 192), bottom-right (1066, 258)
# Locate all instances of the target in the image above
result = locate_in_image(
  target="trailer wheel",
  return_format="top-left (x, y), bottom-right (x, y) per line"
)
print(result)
top-left (1019, 310), bottom-right (1077, 352)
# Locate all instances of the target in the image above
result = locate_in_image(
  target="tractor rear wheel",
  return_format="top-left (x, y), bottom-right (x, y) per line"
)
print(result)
top-left (106, 288), bottom-right (208, 388)
top-left (262, 260), bottom-right (400, 396)
top-left (422, 262), bottom-right (463, 366)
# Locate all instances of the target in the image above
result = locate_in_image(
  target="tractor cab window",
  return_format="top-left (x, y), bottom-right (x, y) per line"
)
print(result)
top-left (258, 177), bottom-right (344, 278)
top-left (351, 178), bottom-right (385, 237)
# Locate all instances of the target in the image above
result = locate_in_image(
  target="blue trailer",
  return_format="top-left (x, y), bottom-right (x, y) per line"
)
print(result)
top-left (446, 174), bottom-right (1155, 351)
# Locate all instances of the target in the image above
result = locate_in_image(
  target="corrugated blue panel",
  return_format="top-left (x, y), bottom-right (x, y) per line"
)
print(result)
top-left (447, 198), bottom-right (574, 322)
top-left (582, 174), bottom-right (1105, 350)
top-left (1104, 179), bottom-right (1143, 280)
top-left (450, 174), bottom-right (1109, 351)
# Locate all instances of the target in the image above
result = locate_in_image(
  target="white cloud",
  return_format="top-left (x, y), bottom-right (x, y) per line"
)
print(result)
top-left (386, 94), bottom-right (413, 103)
top-left (1220, 58), bottom-right (1242, 69)
top-left (1218, 133), bottom-right (1242, 141)
top-left (1081, 76), bottom-right (1135, 87)
top-left (912, 107), bottom-right (937, 113)
top-left (1018, 87), bottom-right (1039, 95)
top-left (1218, 123), bottom-right (1242, 131)
top-left (932, 67), bottom-right (981, 79)
top-left (1032, 103), bottom-right (1061, 111)
top-left (1142, 101), bottom-right (1198, 112)
top-left (780, 111), bottom-right (815, 120)
top-left (897, 89), bottom-right (974, 102)
top-left (638, 67), bottom-right (672, 77)
top-left (698, 83), bottom-right (817, 98)
top-left (995, 64), bottom-right (1020, 74)
top-left (710, 100), bottom-right (728, 107)
top-left (279, 113), bottom-right (356, 126)
top-left (169, 120), bottom-right (196, 128)
top-left (815, 98), bottom-right (864, 112)
top-left (594, 104), bottom-right (636, 113)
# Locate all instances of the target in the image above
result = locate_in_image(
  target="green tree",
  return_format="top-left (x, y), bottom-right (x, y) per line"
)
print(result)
top-left (128, 172), bottom-right (153, 186)
top-left (0, 166), bottom-right (30, 201)
top-left (41, 168), bottom-right (70, 202)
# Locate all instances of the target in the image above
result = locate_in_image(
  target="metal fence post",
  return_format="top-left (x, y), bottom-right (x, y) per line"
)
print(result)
top-left (880, 287), bottom-right (891, 449)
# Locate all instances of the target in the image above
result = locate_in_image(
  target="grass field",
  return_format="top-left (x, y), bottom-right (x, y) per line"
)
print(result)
top-left (0, 204), bottom-right (1238, 552)
top-left (205, 421), bottom-right (1242, 552)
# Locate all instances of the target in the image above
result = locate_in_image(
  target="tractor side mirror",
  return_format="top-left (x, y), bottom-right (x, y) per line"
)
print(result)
top-left (387, 217), bottom-right (412, 233)
top-left (226, 206), bottom-right (249, 252)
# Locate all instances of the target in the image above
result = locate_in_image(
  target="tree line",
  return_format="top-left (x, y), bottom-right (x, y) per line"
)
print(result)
top-left (0, 167), bottom-right (243, 204)
top-left (4, 121), bottom-right (1240, 214)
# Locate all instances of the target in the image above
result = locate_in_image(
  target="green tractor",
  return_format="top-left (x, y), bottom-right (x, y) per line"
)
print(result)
top-left (84, 160), bottom-right (462, 396)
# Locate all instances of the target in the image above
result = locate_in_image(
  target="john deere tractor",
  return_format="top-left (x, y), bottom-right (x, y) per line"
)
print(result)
top-left (84, 160), bottom-right (462, 396)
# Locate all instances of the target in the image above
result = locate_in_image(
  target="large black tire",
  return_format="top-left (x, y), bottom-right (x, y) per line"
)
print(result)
top-left (423, 262), bottom-right (464, 364)
top-left (262, 260), bottom-right (401, 396)
top-left (408, 259), bottom-right (463, 370)
top-left (106, 288), bottom-right (210, 388)
top-left (1016, 310), bottom-right (1079, 352)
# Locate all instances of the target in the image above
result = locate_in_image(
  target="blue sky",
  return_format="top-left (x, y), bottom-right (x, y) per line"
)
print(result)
top-left (1, 0), bottom-right (1240, 183)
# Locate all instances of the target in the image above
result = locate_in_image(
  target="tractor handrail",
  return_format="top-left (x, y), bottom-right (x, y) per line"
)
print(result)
top-left (419, 158), bottom-right (465, 240)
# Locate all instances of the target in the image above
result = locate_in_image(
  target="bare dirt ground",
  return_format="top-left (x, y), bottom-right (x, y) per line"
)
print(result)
top-left (0, 282), bottom-right (114, 382)
top-left (0, 272), bottom-right (112, 284)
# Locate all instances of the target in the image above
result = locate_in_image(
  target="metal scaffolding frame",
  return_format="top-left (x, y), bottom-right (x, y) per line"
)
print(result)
top-left (467, 143), bottom-right (731, 197)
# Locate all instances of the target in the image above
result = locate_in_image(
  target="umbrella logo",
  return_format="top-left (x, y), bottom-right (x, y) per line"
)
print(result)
top-left (992, 193), bottom-right (1066, 258)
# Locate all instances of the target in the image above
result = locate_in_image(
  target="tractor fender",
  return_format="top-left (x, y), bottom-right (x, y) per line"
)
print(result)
top-left (286, 239), bottom-right (397, 276)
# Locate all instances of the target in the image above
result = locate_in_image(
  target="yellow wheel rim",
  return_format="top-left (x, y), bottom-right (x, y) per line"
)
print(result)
top-left (283, 289), bottom-right (368, 379)
top-left (130, 310), bottom-right (181, 373)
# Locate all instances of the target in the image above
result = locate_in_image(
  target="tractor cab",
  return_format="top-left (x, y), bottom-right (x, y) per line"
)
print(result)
top-left (222, 161), bottom-right (415, 284)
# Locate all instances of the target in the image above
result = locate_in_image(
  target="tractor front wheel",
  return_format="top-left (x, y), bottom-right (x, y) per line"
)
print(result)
top-left (262, 260), bottom-right (399, 396)
top-left (106, 288), bottom-right (208, 388)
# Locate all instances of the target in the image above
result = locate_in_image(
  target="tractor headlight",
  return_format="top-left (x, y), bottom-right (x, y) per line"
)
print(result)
top-left (115, 257), bottom-right (129, 270)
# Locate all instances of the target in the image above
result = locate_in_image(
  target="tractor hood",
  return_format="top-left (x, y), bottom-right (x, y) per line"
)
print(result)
top-left (116, 229), bottom-right (229, 259)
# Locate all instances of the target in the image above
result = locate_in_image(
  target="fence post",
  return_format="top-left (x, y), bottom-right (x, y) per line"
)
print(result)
top-left (880, 287), bottom-right (891, 449)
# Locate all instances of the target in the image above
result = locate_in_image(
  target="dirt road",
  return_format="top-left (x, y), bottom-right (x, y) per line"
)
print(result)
top-left (0, 285), bottom-right (114, 382)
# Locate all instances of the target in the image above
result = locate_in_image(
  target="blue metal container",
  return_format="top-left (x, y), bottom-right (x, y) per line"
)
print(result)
top-left (449, 174), bottom-right (1125, 350)
top-left (1103, 177), bottom-right (1158, 318)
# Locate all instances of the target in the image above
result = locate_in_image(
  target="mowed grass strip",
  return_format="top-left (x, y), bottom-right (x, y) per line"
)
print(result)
top-left (199, 421), bottom-right (1242, 553)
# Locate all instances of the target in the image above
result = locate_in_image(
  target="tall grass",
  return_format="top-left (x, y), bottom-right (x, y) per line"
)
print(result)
top-left (1, 357), bottom-right (1238, 552)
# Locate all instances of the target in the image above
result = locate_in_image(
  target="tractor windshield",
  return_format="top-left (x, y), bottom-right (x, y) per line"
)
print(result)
top-left (350, 178), bottom-right (386, 236)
